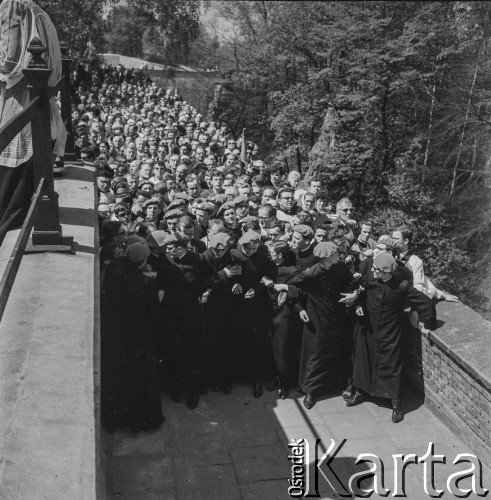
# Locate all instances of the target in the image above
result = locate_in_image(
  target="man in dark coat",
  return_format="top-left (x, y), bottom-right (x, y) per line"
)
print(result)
top-left (201, 232), bottom-right (242, 393)
top-left (276, 242), bottom-right (352, 409)
top-left (229, 230), bottom-right (276, 398)
top-left (347, 252), bottom-right (436, 423)
top-left (267, 241), bottom-right (305, 399)
top-left (156, 232), bottom-right (218, 409)
top-left (291, 224), bottom-right (317, 271)
top-left (340, 235), bottom-right (414, 402)
top-left (101, 242), bottom-right (165, 433)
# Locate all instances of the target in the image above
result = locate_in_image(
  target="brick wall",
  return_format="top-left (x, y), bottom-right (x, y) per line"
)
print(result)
top-left (402, 308), bottom-right (491, 466)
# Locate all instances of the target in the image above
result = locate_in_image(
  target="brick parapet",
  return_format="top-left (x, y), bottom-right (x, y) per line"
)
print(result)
top-left (402, 303), bottom-right (491, 466)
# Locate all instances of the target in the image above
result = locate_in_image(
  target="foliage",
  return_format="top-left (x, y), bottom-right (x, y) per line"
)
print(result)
top-left (104, 5), bottom-right (147, 58)
top-left (104, 0), bottom-right (202, 66)
top-left (206, 1), bottom-right (491, 315)
top-left (36, 0), bottom-right (112, 62)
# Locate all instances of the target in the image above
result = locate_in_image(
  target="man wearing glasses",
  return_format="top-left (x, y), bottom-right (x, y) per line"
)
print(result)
top-left (346, 252), bottom-right (436, 423)
top-left (276, 187), bottom-right (298, 223)
top-left (333, 197), bottom-right (358, 242)
top-left (258, 204), bottom-right (277, 238)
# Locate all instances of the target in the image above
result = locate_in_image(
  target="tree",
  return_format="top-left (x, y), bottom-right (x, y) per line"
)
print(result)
top-left (104, 0), bottom-right (202, 65)
top-left (36, 0), bottom-right (111, 62)
top-left (105, 5), bottom-right (148, 58)
top-left (206, 1), bottom-right (491, 314)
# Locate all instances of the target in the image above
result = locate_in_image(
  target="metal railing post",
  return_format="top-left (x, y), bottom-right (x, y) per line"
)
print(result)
top-left (60, 42), bottom-right (76, 161)
top-left (22, 36), bottom-right (66, 248)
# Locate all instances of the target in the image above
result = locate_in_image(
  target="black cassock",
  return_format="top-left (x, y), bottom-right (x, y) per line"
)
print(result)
top-left (155, 251), bottom-right (217, 393)
top-left (201, 247), bottom-right (237, 385)
top-left (101, 256), bottom-right (164, 432)
top-left (288, 262), bottom-right (352, 397)
top-left (353, 276), bottom-right (436, 400)
top-left (229, 247), bottom-right (275, 382)
top-left (270, 263), bottom-right (304, 386)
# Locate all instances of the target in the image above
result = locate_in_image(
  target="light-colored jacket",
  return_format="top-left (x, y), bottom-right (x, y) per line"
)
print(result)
top-left (0, 0), bottom-right (66, 167)
top-left (404, 253), bottom-right (445, 300)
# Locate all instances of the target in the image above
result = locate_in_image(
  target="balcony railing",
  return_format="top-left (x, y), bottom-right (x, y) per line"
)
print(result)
top-left (0, 36), bottom-right (75, 322)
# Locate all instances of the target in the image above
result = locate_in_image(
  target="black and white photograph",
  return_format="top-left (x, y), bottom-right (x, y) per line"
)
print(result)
top-left (0, 0), bottom-right (490, 498)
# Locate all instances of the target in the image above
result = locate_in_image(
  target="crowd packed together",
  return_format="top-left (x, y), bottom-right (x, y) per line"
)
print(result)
top-left (74, 65), bottom-right (457, 434)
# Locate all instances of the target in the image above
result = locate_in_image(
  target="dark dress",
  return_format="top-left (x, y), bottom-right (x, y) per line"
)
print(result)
top-left (101, 256), bottom-right (165, 432)
top-left (352, 276), bottom-right (436, 400)
top-left (288, 261), bottom-right (352, 397)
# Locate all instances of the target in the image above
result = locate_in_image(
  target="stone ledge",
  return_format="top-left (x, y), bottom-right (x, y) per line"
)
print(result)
top-left (0, 163), bottom-right (99, 499)
top-left (404, 299), bottom-right (491, 467)
top-left (428, 301), bottom-right (491, 392)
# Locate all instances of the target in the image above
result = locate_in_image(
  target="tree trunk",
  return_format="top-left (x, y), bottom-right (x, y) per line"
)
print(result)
top-left (450, 50), bottom-right (481, 197)
top-left (422, 68), bottom-right (438, 184)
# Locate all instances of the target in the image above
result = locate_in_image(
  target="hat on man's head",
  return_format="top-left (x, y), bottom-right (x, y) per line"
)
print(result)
top-left (377, 235), bottom-right (400, 251)
top-left (174, 192), bottom-right (191, 201)
top-left (374, 252), bottom-right (398, 273)
top-left (114, 185), bottom-right (129, 197)
top-left (209, 232), bottom-right (232, 249)
top-left (238, 230), bottom-right (261, 246)
top-left (126, 234), bottom-right (148, 246)
top-left (194, 201), bottom-right (214, 213)
top-left (239, 215), bottom-right (259, 225)
top-left (293, 224), bottom-right (314, 240)
top-left (253, 174), bottom-right (267, 186)
top-left (146, 230), bottom-right (169, 248)
top-left (166, 199), bottom-right (187, 211)
top-left (216, 201), bottom-right (235, 217)
top-left (142, 198), bottom-right (160, 210)
top-left (125, 242), bottom-right (150, 264)
top-left (138, 180), bottom-right (153, 189)
top-left (313, 242), bottom-right (338, 259)
top-left (163, 208), bottom-right (186, 220)
top-left (233, 194), bottom-right (249, 207)
top-left (163, 231), bottom-right (189, 246)
top-left (96, 166), bottom-right (113, 179)
top-left (208, 194), bottom-right (228, 207)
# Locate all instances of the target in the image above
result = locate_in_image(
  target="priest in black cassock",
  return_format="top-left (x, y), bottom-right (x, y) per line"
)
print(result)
top-left (276, 242), bottom-right (352, 409)
top-left (101, 242), bottom-right (165, 433)
top-left (347, 252), bottom-right (436, 423)
top-left (156, 231), bottom-right (217, 410)
top-left (229, 230), bottom-right (276, 398)
top-left (201, 231), bottom-right (240, 394)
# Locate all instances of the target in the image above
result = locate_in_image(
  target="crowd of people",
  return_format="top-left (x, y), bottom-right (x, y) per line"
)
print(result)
top-left (74, 64), bottom-right (458, 434)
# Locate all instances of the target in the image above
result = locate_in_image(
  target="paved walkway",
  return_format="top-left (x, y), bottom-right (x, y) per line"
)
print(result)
top-left (0, 163), bottom-right (98, 499)
top-left (106, 385), bottom-right (490, 499)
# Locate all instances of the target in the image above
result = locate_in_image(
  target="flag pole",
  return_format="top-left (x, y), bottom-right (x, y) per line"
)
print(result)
top-left (240, 128), bottom-right (247, 165)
